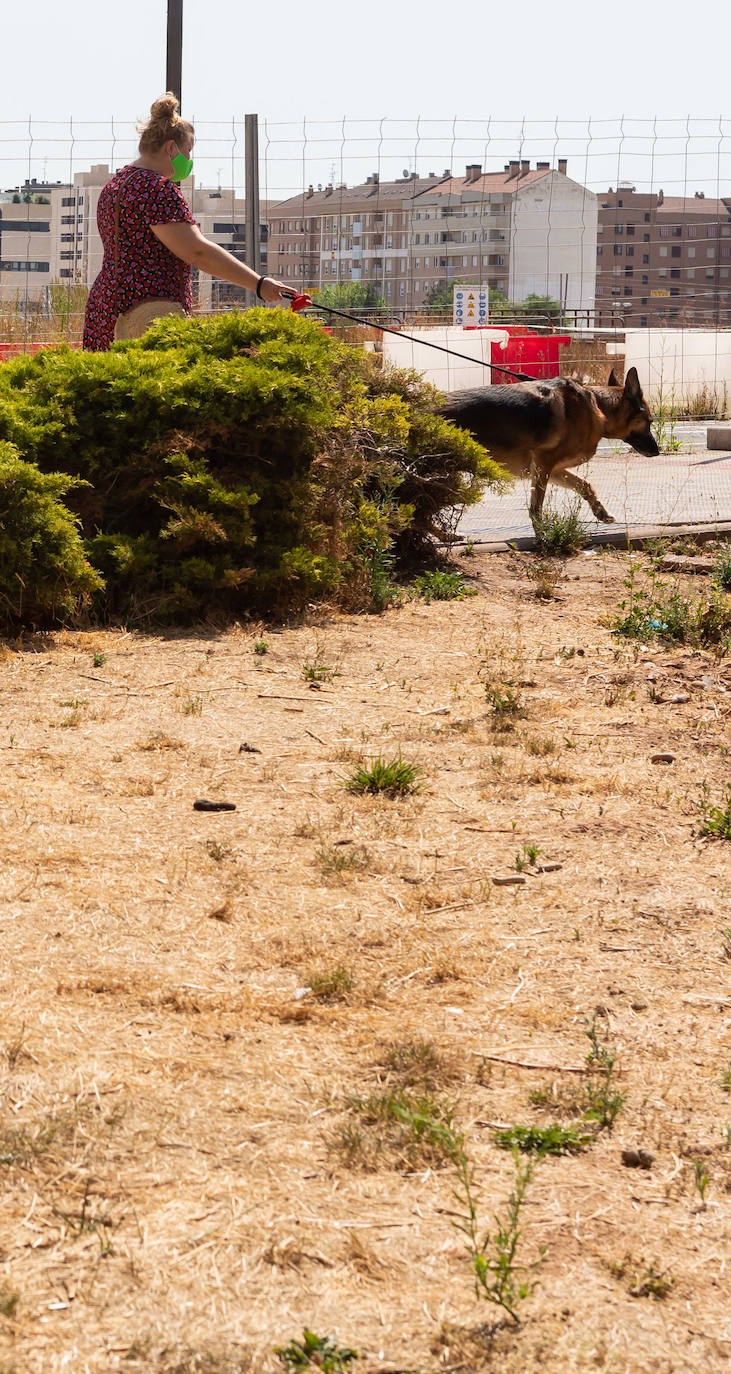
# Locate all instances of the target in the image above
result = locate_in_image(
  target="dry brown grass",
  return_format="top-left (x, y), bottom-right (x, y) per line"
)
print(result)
top-left (1, 551), bottom-right (730, 1373)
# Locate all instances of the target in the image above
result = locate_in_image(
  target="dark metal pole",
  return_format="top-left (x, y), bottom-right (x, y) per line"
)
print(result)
top-left (166, 0), bottom-right (183, 105)
top-left (245, 113), bottom-right (261, 306)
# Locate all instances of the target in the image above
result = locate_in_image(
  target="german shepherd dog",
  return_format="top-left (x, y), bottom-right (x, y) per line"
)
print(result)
top-left (439, 367), bottom-right (659, 529)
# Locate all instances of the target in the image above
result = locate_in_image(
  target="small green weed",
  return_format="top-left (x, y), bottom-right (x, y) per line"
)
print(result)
top-left (336, 1090), bottom-right (461, 1172)
top-left (0, 1284), bottom-right (19, 1319)
top-left (453, 1141), bottom-right (543, 1324)
top-left (494, 1123), bottom-right (591, 1156)
top-left (411, 569), bottom-right (477, 602)
top-left (525, 736), bottom-right (555, 757)
top-left (307, 964), bottom-right (354, 1004)
top-left (485, 681), bottom-right (524, 726)
top-left (345, 753), bottom-right (421, 797)
top-left (302, 644), bottom-right (340, 683)
top-left (719, 1064), bottom-right (731, 1093)
top-left (253, 639), bottom-right (268, 656)
top-left (316, 843), bottom-right (371, 878)
top-left (608, 1254), bottom-right (674, 1300)
top-left (92, 650), bottom-right (107, 667)
top-left (526, 558), bottom-right (564, 600)
top-left (582, 1016), bottom-right (625, 1131)
top-left (514, 842), bottom-right (541, 872)
top-left (181, 694), bottom-right (203, 716)
top-left (275, 1330), bottom-right (360, 1372)
top-left (532, 500), bottom-right (590, 556)
top-left (713, 544), bottom-right (731, 589)
top-left (693, 1160), bottom-right (710, 1204)
top-left (381, 1036), bottom-right (456, 1091)
top-left (653, 392), bottom-right (682, 453)
top-left (698, 784), bottom-right (731, 841)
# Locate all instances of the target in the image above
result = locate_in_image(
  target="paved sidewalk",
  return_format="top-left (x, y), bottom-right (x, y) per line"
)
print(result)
top-left (457, 422), bottom-right (731, 545)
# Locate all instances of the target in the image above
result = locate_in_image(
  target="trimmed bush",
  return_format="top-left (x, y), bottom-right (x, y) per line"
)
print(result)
top-left (0, 311), bottom-right (508, 624)
top-left (0, 441), bottom-right (102, 631)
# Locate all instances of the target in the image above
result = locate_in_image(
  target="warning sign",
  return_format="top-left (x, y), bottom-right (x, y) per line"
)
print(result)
top-left (650, 289), bottom-right (670, 298)
top-left (453, 283), bottom-right (488, 327)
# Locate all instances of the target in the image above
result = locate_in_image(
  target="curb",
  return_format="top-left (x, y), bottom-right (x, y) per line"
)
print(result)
top-left (449, 520), bottom-right (731, 555)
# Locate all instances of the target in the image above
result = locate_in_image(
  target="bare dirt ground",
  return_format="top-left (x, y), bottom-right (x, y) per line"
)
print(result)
top-left (1, 549), bottom-right (730, 1374)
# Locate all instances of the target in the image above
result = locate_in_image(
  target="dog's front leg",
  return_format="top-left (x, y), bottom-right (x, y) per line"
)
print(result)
top-left (528, 458), bottom-right (549, 530)
top-left (559, 470), bottom-right (616, 524)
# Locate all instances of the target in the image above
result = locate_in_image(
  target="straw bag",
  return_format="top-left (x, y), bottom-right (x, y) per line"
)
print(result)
top-left (112, 180), bottom-right (187, 342)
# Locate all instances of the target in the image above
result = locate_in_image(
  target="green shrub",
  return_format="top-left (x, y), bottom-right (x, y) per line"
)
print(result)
top-left (0, 441), bottom-right (102, 631)
top-left (0, 312), bottom-right (507, 624)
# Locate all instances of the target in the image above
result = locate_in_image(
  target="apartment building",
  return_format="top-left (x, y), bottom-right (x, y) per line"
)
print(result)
top-left (596, 185), bottom-right (731, 327)
top-left (0, 168), bottom-right (270, 309)
top-left (267, 158), bottom-right (597, 315)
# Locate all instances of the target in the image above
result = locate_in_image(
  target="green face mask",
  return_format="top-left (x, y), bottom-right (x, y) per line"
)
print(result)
top-left (170, 150), bottom-right (193, 182)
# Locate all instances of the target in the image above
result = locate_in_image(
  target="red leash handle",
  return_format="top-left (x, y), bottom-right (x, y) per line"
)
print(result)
top-left (286, 292), bottom-right (313, 312)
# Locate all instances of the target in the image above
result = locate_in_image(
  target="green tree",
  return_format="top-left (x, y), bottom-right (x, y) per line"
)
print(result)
top-left (312, 281), bottom-right (385, 312)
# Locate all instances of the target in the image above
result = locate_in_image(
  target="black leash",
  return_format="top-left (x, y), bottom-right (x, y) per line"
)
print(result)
top-left (286, 292), bottom-right (534, 383)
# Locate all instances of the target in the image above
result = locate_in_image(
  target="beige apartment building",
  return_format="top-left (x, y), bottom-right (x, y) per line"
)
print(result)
top-left (0, 168), bottom-right (271, 310)
top-left (267, 158), bottom-right (597, 316)
top-left (596, 186), bottom-right (731, 327)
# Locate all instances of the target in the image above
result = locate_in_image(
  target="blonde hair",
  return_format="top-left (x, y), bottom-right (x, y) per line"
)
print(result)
top-left (138, 93), bottom-right (194, 154)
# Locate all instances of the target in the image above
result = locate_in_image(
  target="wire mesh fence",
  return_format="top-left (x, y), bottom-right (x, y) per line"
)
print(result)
top-left (2, 114), bottom-right (731, 417)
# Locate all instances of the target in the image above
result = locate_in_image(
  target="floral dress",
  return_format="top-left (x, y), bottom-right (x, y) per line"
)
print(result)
top-left (82, 166), bottom-right (195, 351)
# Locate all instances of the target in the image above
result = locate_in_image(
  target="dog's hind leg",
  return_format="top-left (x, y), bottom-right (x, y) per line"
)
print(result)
top-left (528, 458), bottom-right (550, 530)
top-left (553, 470), bottom-right (616, 524)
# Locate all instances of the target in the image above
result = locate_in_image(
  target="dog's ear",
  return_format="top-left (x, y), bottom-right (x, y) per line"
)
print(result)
top-left (607, 368), bottom-right (620, 387)
top-left (623, 366), bottom-right (642, 401)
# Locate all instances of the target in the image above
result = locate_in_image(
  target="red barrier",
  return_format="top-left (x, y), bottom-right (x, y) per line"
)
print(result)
top-left (488, 326), bottom-right (570, 384)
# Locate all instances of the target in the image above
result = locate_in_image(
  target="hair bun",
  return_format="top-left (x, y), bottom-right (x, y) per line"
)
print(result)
top-left (150, 93), bottom-right (180, 122)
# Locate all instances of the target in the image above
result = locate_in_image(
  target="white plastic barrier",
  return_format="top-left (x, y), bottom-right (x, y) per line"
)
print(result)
top-left (624, 329), bottom-right (731, 407)
top-left (381, 326), bottom-right (510, 393)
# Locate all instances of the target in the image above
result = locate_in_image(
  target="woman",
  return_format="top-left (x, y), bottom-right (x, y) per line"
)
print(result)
top-left (83, 94), bottom-right (290, 350)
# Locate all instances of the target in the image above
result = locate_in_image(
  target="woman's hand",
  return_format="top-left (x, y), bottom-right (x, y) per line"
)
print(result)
top-left (258, 276), bottom-right (293, 304)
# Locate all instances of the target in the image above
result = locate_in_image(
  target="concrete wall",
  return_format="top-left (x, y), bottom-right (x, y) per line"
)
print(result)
top-left (510, 173), bottom-right (597, 314)
top-left (624, 328), bottom-right (731, 405)
top-left (382, 326), bottom-right (509, 391)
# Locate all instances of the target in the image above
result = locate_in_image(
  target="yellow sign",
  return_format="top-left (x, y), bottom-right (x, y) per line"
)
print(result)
top-left (650, 289), bottom-right (670, 297)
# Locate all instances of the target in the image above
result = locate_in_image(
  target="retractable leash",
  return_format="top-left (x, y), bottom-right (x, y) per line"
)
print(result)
top-left (283, 291), bottom-right (534, 383)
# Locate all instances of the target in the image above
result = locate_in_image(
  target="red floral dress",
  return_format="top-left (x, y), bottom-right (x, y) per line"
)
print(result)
top-left (83, 166), bottom-right (195, 351)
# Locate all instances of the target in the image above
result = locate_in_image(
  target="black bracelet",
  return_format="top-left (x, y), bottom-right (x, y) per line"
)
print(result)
top-left (255, 275), bottom-right (267, 300)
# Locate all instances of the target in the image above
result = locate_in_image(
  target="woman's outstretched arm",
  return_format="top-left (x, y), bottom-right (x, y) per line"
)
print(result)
top-left (152, 220), bottom-right (290, 302)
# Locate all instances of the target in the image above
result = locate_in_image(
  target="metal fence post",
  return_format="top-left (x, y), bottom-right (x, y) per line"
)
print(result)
top-left (245, 113), bottom-right (261, 308)
top-left (166, 0), bottom-right (184, 105)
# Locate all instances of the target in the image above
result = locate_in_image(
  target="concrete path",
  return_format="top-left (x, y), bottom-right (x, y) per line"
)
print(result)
top-left (457, 422), bottom-right (731, 546)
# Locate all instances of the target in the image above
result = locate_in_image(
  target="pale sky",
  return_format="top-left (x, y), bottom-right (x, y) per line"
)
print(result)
top-left (3, 0), bottom-right (730, 197)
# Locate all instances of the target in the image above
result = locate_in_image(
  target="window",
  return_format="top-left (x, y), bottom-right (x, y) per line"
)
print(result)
top-left (687, 269), bottom-right (695, 279)
top-left (614, 224), bottom-right (624, 235)
top-left (707, 248), bottom-right (715, 259)
top-left (424, 233), bottom-right (430, 244)
top-left (626, 246), bottom-right (634, 257)
top-left (643, 233), bottom-right (650, 242)
top-left (61, 196), bottom-right (74, 206)
top-left (642, 274), bottom-right (648, 284)
top-left (642, 254), bottom-right (649, 264)
top-left (687, 246), bottom-right (696, 259)
top-left (644, 213), bottom-right (650, 222)
top-left (613, 244), bottom-right (622, 256)
top-left (707, 225), bottom-right (717, 238)
top-left (624, 287), bottom-right (633, 296)
top-left (625, 266), bottom-right (633, 277)
top-left (414, 234), bottom-right (420, 244)
top-left (0, 220), bottom-right (49, 232)
top-left (672, 226), bottom-right (682, 237)
top-left (660, 226), bottom-right (669, 237)
top-left (687, 225), bottom-right (697, 238)
top-left (659, 246), bottom-right (668, 257)
top-left (671, 245), bottom-right (681, 257)
top-left (472, 256), bottom-right (478, 267)
top-left (597, 246), bottom-right (603, 256)
top-left (60, 250), bottom-right (74, 260)
top-left (0, 259), bottom-right (49, 271)
top-left (670, 268), bottom-right (680, 278)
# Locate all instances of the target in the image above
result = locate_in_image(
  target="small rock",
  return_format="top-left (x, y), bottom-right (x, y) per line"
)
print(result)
top-left (193, 799), bottom-right (237, 812)
top-left (536, 861), bottom-right (563, 873)
top-left (239, 742), bottom-right (261, 754)
top-left (666, 693), bottom-right (690, 705)
top-left (650, 752), bottom-right (676, 764)
top-left (631, 1000), bottom-right (648, 1011)
top-left (621, 1147), bottom-right (655, 1170)
top-left (492, 874), bottom-right (527, 886)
